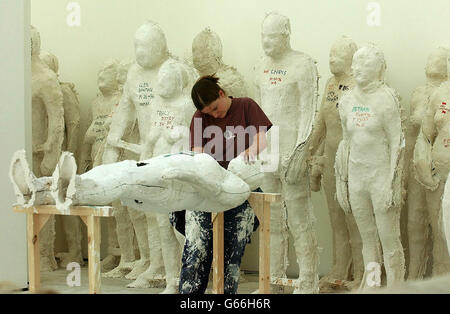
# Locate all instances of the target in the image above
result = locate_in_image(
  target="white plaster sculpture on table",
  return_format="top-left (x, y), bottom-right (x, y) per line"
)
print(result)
top-left (405, 47), bottom-right (449, 279)
top-left (192, 28), bottom-right (247, 97)
top-left (10, 150), bottom-right (261, 215)
top-left (413, 50), bottom-right (450, 276)
top-left (127, 60), bottom-right (195, 293)
top-left (336, 45), bottom-right (405, 289)
top-left (308, 36), bottom-right (364, 290)
top-left (31, 26), bottom-right (65, 272)
top-left (41, 50), bottom-right (84, 268)
top-left (101, 21), bottom-right (175, 282)
top-left (254, 12), bottom-right (320, 293)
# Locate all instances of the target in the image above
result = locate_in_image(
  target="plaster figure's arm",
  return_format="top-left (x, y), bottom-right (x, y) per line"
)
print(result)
top-left (308, 103), bottom-right (326, 191)
top-left (77, 122), bottom-right (95, 174)
top-left (383, 94), bottom-right (404, 207)
top-left (36, 79), bottom-right (65, 175)
top-left (413, 94), bottom-right (440, 190)
top-left (334, 95), bottom-right (351, 213)
top-left (296, 59), bottom-right (319, 145)
top-left (62, 83), bottom-right (81, 154)
top-left (105, 91), bottom-right (142, 156)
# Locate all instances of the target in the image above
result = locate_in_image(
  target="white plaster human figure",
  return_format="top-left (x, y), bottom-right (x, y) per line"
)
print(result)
top-left (413, 51), bottom-right (450, 276)
top-left (308, 36), bottom-right (364, 290)
top-left (40, 51), bottom-right (84, 268)
top-left (254, 12), bottom-right (320, 293)
top-left (101, 21), bottom-right (173, 282)
top-left (9, 150), bottom-right (261, 215)
top-left (31, 26), bottom-right (65, 272)
top-left (126, 60), bottom-right (195, 293)
top-left (192, 28), bottom-right (247, 97)
top-left (336, 45), bottom-right (405, 289)
top-left (405, 47), bottom-right (449, 280)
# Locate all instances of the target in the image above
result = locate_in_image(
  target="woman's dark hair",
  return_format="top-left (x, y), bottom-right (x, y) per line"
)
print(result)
top-left (191, 75), bottom-right (225, 110)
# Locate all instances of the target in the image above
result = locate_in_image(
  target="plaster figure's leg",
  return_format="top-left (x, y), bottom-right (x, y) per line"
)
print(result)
top-left (125, 208), bottom-right (151, 279)
top-left (348, 181), bottom-right (383, 290)
top-left (345, 213), bottom-right (364, 288)
top-left (127, 212), bottom-right (165, 288)
top-left (320, 167), bottom-right (352, 287)
top-left (103, 202), bottom-right (136, 278)
top-left (101, 217), bottom-right (120, 272)
top-left (39, 216), bottom-right (58, 271)
top-left (372, 194), bottom-right (405, 287)
top-left (407, 178), bottom-right (430, 280)
top-left (261, 172), bottom-right (288, 293)
top-left (156, 214), bottom-right (181, 294)
top-left (426, 183), bottom-right (450, 276)
top-left (58, 216), bottom-right (84, 267)
top-left (282, 178), bottom-right (319, 294)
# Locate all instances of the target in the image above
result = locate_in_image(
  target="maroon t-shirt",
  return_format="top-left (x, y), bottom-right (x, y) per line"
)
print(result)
top-left (189, 97), bottom-right (272, 169)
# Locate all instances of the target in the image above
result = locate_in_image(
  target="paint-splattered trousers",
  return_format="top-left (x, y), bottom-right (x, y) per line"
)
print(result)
top-left (178, 200), bottom-right (256, 294)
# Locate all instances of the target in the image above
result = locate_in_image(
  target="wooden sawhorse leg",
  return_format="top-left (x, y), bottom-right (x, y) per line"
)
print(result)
top-left (26, 213), bottom-right (51, 293)
top-left (212, 212), bottom-right (224, 294)
top-left (81, 215), bottom-right (101, 294)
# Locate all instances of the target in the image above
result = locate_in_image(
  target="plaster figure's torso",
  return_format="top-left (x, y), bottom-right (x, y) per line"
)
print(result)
top-left (89, 93), bottom-right (121, 164)
top-left (322, 76), bottom-right (354, 157)
top-left (256, 51), bottom-right (313, 155)
top-left (125, 62), bottom-right (161, 144)
top-left (341, 86), bottom-right (395, 171)
top-left (430, 82), bottom-right (450, 179)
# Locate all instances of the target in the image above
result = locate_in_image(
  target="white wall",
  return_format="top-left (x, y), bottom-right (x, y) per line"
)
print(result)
top-left (0, 0), bottom-right (30, 288)
top-left (31, 0), bottom-right (450, 277)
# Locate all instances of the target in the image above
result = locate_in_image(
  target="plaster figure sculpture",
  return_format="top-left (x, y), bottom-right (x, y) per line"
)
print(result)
top-left (413, 51), bottom-right (450, 276)
top-left (102, 21), bottom-right (194, 284)
top-left (41, 51), bottom-right (83, 268)
top-left (308, 36), bottom-right (364, 290)
top-left (405, 47), bottom-right (449, 279)
top-left (444, 176), bottom-right (450, 253)
top-left (10, 150), bottom-right (262, 214)
top-left (254, 12), bottom-right (320, 293)
top-left (127, 60), bottom-right (195, 293)
top-left (336, 45), bottom-right (405, 289)
top-left (192, 28), bottom-right (247, 97)
top-left (31, 26), bottom-right (65, 272)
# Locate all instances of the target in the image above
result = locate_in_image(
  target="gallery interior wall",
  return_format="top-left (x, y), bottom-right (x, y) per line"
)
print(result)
top-left (0, 0), bottom-right (30, 288)
top-left (31, 0), bottom-right (450, 277)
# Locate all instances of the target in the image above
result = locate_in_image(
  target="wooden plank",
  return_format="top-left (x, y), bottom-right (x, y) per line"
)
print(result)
top-left (259, 200), bottom-right (271, 294)
top-left (212, 212), bottom-right (224, 294)
top-left (87, 215), bottom-right (101, 294)
top-left (27, 213), bottom-right (40, 293)
top-left (14, 205), bottom-right (113, 217)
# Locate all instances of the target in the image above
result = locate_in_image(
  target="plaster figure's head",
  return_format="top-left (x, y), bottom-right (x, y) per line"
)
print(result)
top-left (30, 25), bottom-right (41, 56)
top-left (261, 12), bottom-right (291, 58)
top-left (97, 59), bottom-right (119, 95)
top-left (192, 28), bottom-right (223, 75)
top-left (329, 36), bottom-right (358, 76)
top-left (352, 45), bottom-right (386, 87)
top-left (134, 21), bottom-right (168, 69)
top-left (156, 60), bottom-right (189, 99)
top-left (425, 47), bottom-right (449, 81)
top-left (40, 51), bottom-right (59, 74)
top-left (191, 75), bottom-right (230, 118)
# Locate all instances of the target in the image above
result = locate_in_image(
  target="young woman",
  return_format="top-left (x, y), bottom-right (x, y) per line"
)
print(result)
top-left (178, 75), bottom-right (272, 294)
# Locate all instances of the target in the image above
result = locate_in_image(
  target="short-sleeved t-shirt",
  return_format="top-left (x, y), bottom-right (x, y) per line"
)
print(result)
top-left (189, 97), bottom-right (272, 169)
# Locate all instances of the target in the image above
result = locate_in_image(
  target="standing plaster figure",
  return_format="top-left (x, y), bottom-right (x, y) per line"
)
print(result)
top-left (78, 59), bottom-right (125, 273)
top-left (31, 26), bottom-right (65, 272)
top-left (336, 45), bottom-right (405, 289)
top-left (127, 60), bottom-right (195, 293)
top-left (308, 37), bottom-right (364, 290)
top-left (102, 21), bottom-right (173, 282)
top-left (405, 47), bottom-right (449, 279)
top-left (254, 12), bottom-right (320, 294)
top-left (192, 28), bottom-right (247, 98)
top-left (413, 51), bottom-right (450, 276)
top-left (40, 51), bottom-right (84, 268)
